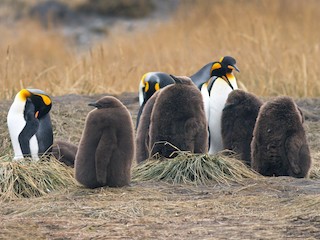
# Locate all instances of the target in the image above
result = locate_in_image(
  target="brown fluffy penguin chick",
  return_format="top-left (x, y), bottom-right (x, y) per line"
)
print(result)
top-left (251, 96), bottom-right (311, 178)
top-left (136, 90), bottom-right (160, 164)
top-left (149, 75), bottom-right (208, 158)
top-left (52, 140), bottom-right (78, 167)
top-left (221, 90), bottom-right (263, 166)
top-left (75, 96), bottom-right (135, 188)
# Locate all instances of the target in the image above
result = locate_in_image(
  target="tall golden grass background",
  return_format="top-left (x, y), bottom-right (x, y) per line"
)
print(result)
top-left (1, 0), bottom-right (320, 100)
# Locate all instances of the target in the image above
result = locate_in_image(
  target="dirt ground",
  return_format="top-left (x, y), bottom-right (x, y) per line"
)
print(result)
top-left (0, 93), bottom-right (320, 239)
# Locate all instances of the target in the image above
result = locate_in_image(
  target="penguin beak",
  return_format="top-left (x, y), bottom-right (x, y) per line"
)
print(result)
top-left (232, 64), bottom-right (240, 72)
top-left (35, 111), bottom-right (39, 118)
top-left (222, 76), bottom-right (234, 90)
top-left (88, 102), bottom-right (98, 108)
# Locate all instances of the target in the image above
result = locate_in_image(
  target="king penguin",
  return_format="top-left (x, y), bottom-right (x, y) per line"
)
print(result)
top-left (75, 96), bottom-right (135, 188)
top-left (149, 75), bottom-right (208, 158)
top-left (221, 89), bottom-right (263, 166)
top-left (7, 88), bottom-right (53, 160)
top-left (205, 56), bottom-right (240, 154)
top-left (137, 60), bottom-right (227, 128)
top-left (137, 72), bottom-right (174, 128)
top-left (251, 96), bottom-right (311, 178)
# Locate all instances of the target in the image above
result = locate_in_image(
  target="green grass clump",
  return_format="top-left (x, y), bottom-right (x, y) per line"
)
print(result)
top-left (0, 155), bottom-right (76, 201)
top-left (132, 151), bottom-right (259, 186)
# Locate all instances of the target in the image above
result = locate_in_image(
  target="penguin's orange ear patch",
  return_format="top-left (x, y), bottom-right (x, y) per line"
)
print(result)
top-left (38, 94), bottom-right (51, 106)
top-left (155, 83), bottom-right (160, 91)
top-left (211, 62), bottom-right (222, 71)
top-left (144, 82), bottom-right (149, 92)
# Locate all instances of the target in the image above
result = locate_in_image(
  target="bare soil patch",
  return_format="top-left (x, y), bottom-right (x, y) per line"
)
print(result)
top-left (0, 93), bottom-right (319, 239)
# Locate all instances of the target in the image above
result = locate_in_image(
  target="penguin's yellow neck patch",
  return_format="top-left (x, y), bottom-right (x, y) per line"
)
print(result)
top-left (18, 89), bottom-right (31, 101)
top-left (226, 73), bottom-right (235, 80)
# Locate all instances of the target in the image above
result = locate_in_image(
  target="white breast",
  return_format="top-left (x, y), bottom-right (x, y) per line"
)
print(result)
top-left (7, 96), bottom-right (37, 160)
top-left (208, 77), bottom-right (238, 154)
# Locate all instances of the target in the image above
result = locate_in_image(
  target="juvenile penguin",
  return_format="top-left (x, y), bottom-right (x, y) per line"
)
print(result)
top-left (149, 75), bottom-right (208, 158)
top-left (7, 88), bottom-right (53, 160)
top-left (221, 90), bottom-right (263, 166)
top-left (75, 96), bottom-right (135, 188)
top-left (52, 140), bottom-right (78, 167)
top-left (205, 56), bottom-right (240, 154)
top-left (136, 90), bottom-right (160, 164)
top-left (251, 96), bottom-right (311, 178)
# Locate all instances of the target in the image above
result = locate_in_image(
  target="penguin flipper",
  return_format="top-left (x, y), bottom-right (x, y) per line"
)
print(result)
top-left (95, 130), bottom-right (116, 185)
top-left (136, 102), bottom-right (145, 129)
top-left (285, 135), bottom-right (306, 176)
top-left (18, 102), bottom-right (39, 157)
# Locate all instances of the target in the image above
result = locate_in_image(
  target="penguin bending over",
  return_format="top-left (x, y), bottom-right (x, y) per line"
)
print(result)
top-left (205, 56), bottom-right (240, 154)
top-left (251, 96), bottom-right (311, 178)
top-left (149, 75), bottom-right (208, 158)
top-left (75, 96), bottom-right (135, 188)
top-left (52, 140), bottom-right (78, 167)
top-left (7, 88), bottom-right (53, 160)
top-left (221, 90), bottom-right (263, 166)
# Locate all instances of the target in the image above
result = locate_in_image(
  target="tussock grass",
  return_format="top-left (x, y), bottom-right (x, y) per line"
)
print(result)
top-left (0, 155), bottom-right (77, 201)
top-left (132, 151), bottom-right (259, 186)
top-left (1, 0), bottom-right (320, 99)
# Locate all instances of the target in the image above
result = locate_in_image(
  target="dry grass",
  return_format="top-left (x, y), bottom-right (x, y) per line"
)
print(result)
top-left (0, 0), bottom-right (320, 99)
top-left (132, 151), bottom-right (259, 185)
top-left (0, 94), bottom-right (319, 238)
top-left (0, 155), bottom-right (77, 201)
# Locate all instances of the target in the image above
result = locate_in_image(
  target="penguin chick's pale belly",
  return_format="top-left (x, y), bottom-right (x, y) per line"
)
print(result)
top-left (208, 77), bottom-right (237, 154)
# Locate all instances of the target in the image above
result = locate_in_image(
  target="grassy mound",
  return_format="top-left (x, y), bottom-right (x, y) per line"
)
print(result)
top-left (0, 155), bottom-right (76, 201)
top-left (132, 151), bottom-right (259, 186)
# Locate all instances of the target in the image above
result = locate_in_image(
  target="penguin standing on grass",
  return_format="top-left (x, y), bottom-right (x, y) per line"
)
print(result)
top-left (136, 58), bottom-right (233, 128)
top-left (205, 56), bottom-right (240, 154)
top-left (75, 96), bottom-right (135, 188)
top-left (221, 89), bottom-right (263, 165)
top-left (7, 88), bottom-right (53, 160)
top-left (251, 96), bottom-right (311, 178)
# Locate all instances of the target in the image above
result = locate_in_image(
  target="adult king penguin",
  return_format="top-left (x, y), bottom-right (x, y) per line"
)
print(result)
top-left (137, 72), bottom-right (174, 128)
top-left (137, 59), bottom-right (229, 128)
top-left (7, 88), bottom-right (53, 160)
top-left (205, 56), bottom-right (240, 154)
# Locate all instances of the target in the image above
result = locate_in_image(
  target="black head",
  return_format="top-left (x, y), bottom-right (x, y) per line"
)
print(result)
top-left (209, 56), bottom-right (240, 90)
top-left (142, 72), bottom-right (175, 104)
top-left (20, 89), bottom-right (52, 119)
